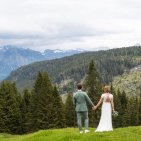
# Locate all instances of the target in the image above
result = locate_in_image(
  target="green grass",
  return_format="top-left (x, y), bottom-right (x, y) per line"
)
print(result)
top-left (0, 126), bottom-right (141, 141)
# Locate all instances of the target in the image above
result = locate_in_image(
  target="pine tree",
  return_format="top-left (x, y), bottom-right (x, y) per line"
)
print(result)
top-left (30, 72), bottom-right (54, 131)
top-left (129, 97), bottom-right (139, 126)
top-left (120, 91), bottom-right (128, 126)
top-left (124, 99), bottom-right (132, 126)
top-left (0, 93), bottom-right (7, 132)
top-left (51, 86), bottom-right (65, 128)
top-left (30, 71), bottom-right (43, 131)
top-left (0, 81), bottom-right (22, 134)
top-left (120, 91), bottom-right (130, 127)
top-left (113, 89), bottom-right (123, 127)
top-left (21, 89), bottom-right (32, 133)
top-left (120, 91), bottom-right (128, 109)
top-left (84, 60), bottom-right (102, 127)
top-left (65, 93), bottom-right (76, 127)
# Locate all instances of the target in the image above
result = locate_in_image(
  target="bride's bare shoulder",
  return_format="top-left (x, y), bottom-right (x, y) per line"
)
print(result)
top-left (101, 93), bottom-right (105, 97)
top-left (109, 93), bottom-right (113, 97)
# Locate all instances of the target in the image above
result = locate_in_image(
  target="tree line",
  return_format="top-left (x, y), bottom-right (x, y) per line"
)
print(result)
top-left (0, 60), bottom-right (141, 134)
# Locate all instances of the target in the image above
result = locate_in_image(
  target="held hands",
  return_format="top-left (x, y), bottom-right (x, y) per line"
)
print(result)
top-left (92, 106), bottom-right (97, 111)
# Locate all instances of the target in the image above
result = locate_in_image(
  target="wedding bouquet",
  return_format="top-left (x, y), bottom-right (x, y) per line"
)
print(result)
top-left (112, 111), bottom-right (118, 117)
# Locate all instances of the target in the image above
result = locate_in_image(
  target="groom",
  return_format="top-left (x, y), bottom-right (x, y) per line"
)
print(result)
top-left (73, 83), bottom-right (95, 133)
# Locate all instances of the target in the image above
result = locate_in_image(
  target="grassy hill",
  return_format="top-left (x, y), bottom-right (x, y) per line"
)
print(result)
top-left (6, 46), bottom-right (141, 94)
top-left (113, 65), bottom-right (141, 97)
top-left (0, 127), bottom-right (140, 141)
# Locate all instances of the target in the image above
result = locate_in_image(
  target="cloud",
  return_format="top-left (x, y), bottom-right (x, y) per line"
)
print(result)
top-left (0, 32), bottom-right (42, 39)
top-left (0, 22), bottom-right (127, 51)
top-left (0, 0), bottom-right (141, 51)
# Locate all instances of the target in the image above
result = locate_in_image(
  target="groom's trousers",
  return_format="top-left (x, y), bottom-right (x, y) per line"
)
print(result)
top-left (76, 111), bottom-right (88, 131)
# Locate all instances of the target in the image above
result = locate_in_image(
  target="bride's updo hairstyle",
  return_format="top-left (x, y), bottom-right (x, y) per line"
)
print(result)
top-left (103, 85), bottom-right (110, 93)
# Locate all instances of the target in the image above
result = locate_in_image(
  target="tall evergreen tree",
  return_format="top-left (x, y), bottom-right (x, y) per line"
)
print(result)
top-left (84, 60), bottom-right (102, 127)
top-left (129, 97), bottom-right (139, 126)
top-left (65, 93), bottom-right (76, 127)
top-left (120, 91), bottom-right (130, 127)
top-left (119, 91), bottom-right (128, 126)
top-left (113, 89), bottom-right (123, 127)
top-left (51, 86), bottom-right (65, 128)
top-left (124, 99), bottom-right (132, 126)
top-left (31, 72), bottom-right (54, 131)
top-left (21, 89), bottom-right (32, 133)
top-left (0, 94), bottom-right (7, 132)
top-left (0, 81), bottom-right (22, 134)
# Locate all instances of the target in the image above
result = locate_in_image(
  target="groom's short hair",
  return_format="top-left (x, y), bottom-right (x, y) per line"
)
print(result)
top-left (77, 83), bottom-right (82, 90)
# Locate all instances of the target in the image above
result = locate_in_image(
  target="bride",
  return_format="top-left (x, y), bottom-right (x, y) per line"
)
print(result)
top-left (94, 85), bottom-right (114, 132)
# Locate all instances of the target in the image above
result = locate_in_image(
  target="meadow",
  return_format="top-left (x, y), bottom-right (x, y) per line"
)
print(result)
top-left (0, 126), bottom-right (140, 141)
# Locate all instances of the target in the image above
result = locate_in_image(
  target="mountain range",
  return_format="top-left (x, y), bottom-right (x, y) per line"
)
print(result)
top-left (6, 46), bottom-right (141, 96)
top-left (0, 45), bottom-right (85, 80)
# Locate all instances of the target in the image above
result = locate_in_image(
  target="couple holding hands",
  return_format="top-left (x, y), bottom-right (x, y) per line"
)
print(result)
top-left (73, 83), bottom-right (114, 133)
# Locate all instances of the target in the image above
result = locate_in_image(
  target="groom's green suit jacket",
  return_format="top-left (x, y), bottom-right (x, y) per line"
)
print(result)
top-left (73, 90), bottom-right (94, 112)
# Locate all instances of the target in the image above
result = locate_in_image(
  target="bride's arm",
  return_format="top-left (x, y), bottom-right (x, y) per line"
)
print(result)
top-left (95, 97), bottom-right (103, 110)
top-left (111, 97), bottom-right (115, 112)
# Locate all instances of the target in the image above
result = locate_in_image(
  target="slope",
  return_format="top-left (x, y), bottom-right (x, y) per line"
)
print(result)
top-left (0, 127), bottom-right (140, 141)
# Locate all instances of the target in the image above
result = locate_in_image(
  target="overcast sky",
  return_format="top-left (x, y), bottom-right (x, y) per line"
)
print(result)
top-left (0, 0), bottom-right (141, 51)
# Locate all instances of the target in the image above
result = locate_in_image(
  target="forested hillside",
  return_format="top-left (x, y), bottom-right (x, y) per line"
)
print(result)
top-left (6, 46), bottom-right (141, 94)
top-left (113, 65), bottom-right (141, 97)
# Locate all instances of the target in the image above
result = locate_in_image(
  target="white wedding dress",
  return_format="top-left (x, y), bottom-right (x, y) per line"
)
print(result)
top-left (95, 93), bottom-right (113, 132)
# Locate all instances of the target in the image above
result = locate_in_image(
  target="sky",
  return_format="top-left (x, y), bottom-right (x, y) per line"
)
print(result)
top-left (0, 0), bottom-right (141, 51)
